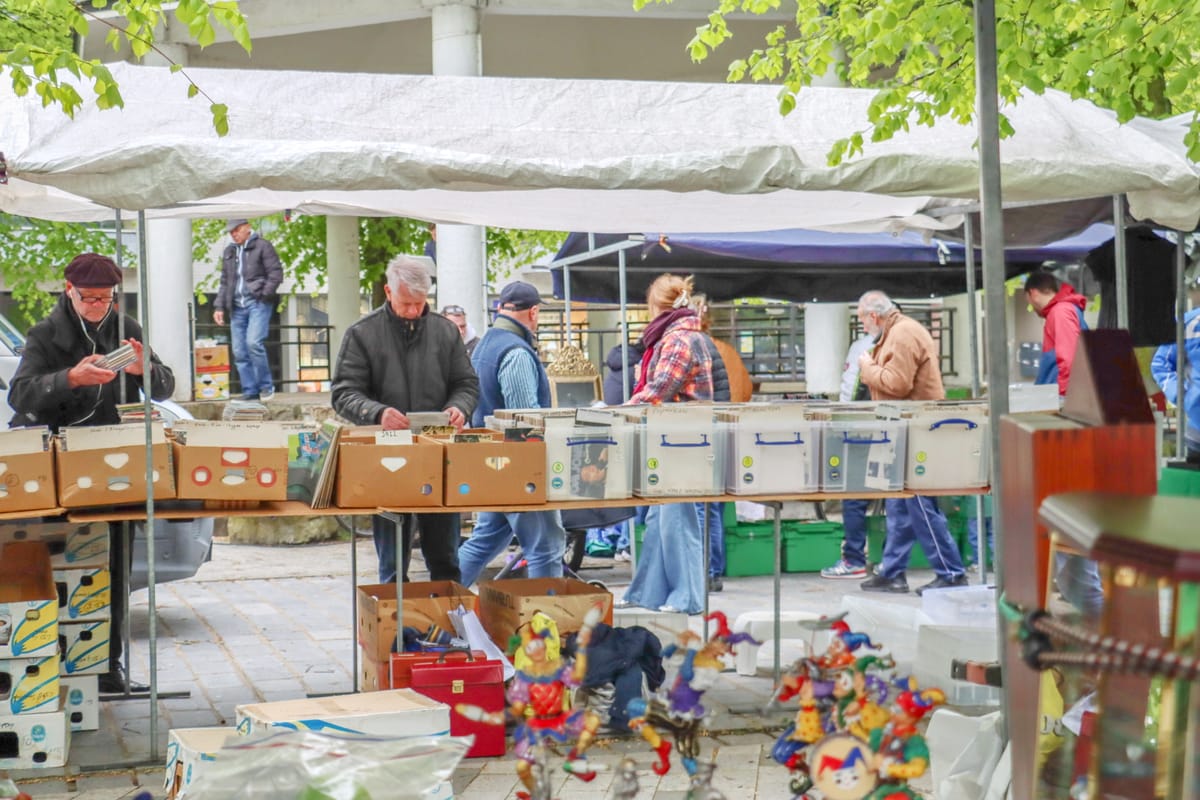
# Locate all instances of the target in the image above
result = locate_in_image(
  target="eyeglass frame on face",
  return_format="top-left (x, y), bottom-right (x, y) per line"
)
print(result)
top-left (73, 288), bottom-right (116, 306)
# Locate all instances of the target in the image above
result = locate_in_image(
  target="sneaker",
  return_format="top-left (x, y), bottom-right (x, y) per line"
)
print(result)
top-left (241, 393), bottom-right (260, 401)
top-left (820, 559), bottom-right (868, 580)
top-left (915, 573), bottom-right (970, 596)
top-left (657, 604), bottom-right (683, 614)
top-left (860, 573), bottom-right (910, 594)
top-left (614, 550), bottom-right (631, 562)
top-left (708, 575), bottom-right (724, 593)
top-left (260, 387), bottom-right (276, 401)
top-left (614, 598), bottom-right (638, 609)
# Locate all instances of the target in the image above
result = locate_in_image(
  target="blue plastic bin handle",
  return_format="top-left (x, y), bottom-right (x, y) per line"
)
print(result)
top-left (929, 418), bottom-right (978, 431)
top-left (566, 437), bottom-right (619, 446)
top-left (841, 431), bottom-right (892, 445)
top-left (754, 432), bottom-right (805, 446)
top-left (659, 434), bottom-right (710, 448)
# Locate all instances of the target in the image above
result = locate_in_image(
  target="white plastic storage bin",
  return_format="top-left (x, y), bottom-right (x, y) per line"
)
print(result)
top-left (820, 418), bottom-right (907, 492)
top-left (921, 584), bottom-right (997, 627)
top-left (722, 405), bottom-right (821, 494)
top-left (913, 623), bottom-right (1002, 706)
top-left (905, 406), bottom-right (990, 490)
top-left (542, 415), bottom-right (635, 501)
top-left (632, 405), bottom-right (722, 497)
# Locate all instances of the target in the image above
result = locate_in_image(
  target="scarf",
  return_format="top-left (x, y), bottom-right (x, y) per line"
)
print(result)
top-left (632, 307), bottom-right (697, 396)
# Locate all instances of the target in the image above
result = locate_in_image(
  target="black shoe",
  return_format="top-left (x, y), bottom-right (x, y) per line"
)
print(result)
top-left (708, 576), bottom-right (724, 593)
top-left (98, 668), bottom-right (150, 695)
top-left (860, 573), bottom-right (910, 594)
top-left (915, 574), bottom-right (970, 596)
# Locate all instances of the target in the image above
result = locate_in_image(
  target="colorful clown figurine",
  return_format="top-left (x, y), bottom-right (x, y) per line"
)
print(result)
top-left (866, 683), bottom-right (947, 799)
top-left (832, 654), bottom-right (895, 740)
top-left (815, 621), bottom-right (878, 672)
top-left (627, 612), bottom-right (759, 776)
top-left (769, 669), bottom-right (835, 796)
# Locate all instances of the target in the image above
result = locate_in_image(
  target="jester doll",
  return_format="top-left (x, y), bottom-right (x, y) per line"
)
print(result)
top-left (832, 654), bottom-right (895, 740)
top-left (627, 612), bottom-right (759, 776)
top-left (769, 667), bottom-right (834, 796)
top-left (865, 683), bottom-right (947, 800)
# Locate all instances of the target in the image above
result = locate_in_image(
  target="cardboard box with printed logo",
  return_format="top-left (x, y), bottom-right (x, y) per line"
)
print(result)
top-left (336, 427), bottom-right (444, 509)
top-left (164, 727), bottom-right (234, 800)
top-left (476, 577), bottom-right (612, 651)
top-left (424, 430), bottom-right (546, 507)
top-left (194, 344), bottom-right (230, 372)
top-left (58, 619), bottom-right (109, 675)
top-left (0, 541), bottom-right (58, 659)
top-left (171, 421), bottom-right (289, 502)
top-left (193, 372), bottom-right (230, 401)
top-left (234, 689), bottom-right (450, 739)
top-left (61, 674), bottom-right (98, 731)
top-left (356, 581), bottom-right (475, 663)
top-left (0, 652), bottom-right (60, 716)
top-left (54, 422), bottom-right (176, 508)
top-left (52, 567), bottom-right (110, 622)
top-left (0, 688), bottom-right (69, 768)
top-left (0, 427), bottom-right (57, 514)
top-left (0, 521), bottom-right (108, 570)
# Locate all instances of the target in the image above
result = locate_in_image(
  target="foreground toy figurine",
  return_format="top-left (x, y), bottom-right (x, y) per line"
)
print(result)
top-left (864, 685), bottom-right (946, 799)
top-left (627, 612), bottom-right (758, 776)
top-left (457, 607), bottom-right (604, 800)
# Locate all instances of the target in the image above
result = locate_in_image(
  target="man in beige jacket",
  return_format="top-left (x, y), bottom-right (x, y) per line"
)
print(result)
top-left (855, 290), bottom-right (967, 596)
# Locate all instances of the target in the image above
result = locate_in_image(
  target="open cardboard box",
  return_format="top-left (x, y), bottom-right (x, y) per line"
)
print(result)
top-left (164, 726), bottom-right (236, 800)
top-left (171, 420), bottom-right (289, 502)
top-left (0, 541), bottom-right (58, 658)
top-left (0, 427), bottom-right (57, 513)
top-left (194, 344), bottom-right (230, 372)
top-left (54, 422), bottom-right (175, 508)
top-left (336, 427), bottom-right (444, 509)
top-left (356, 580), bottom-right (476, 663)
top-left (0, 688), bottom-right (70, 769)
top-left (476, 577), bottom-right (612, 652)
top-left (423, 429), bottom-right (546, 507)
top-left (0, 521), bottom-right (108, 569)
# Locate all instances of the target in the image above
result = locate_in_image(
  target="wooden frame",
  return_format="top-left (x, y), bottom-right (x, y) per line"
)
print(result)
top-left (549, 375), bottom-right (601, 408)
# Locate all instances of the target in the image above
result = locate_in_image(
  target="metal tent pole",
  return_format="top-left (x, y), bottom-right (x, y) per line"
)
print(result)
top-left (1177, 236), bottom-right (1188, 458)
top-left (963, 216), bottom-right (988, 583)
top-left (137, 211), bottom-right (160, 757)
top-left (1114, 196), bottom-right (1129, 329)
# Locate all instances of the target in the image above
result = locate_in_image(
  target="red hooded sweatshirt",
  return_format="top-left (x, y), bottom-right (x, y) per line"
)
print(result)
top-left (1035, 283), bottom-right (1088, 396)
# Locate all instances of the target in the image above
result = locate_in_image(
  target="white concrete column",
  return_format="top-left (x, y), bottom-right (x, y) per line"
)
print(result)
top-left (326, 216), bottom-right (362, 366)
top-left (804, 303), bottom-right (850, 396)
top-left (428, 0), bottom-right (486, 335)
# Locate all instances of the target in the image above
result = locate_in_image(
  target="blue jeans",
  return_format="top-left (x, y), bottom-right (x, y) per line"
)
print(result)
top-left (457, 510), bottom-right (566, 587)
top-left (1054, 554), bottom-right (1105, 618)
top-left (695, 502), bottom-right (725, 578)
top-left (968, 515), bottom-right (995, 567)
top-left (841, 499), bottom-right (870, 568)
top-left (623, 503), bottom-right (704, 614)
top-left (878, 496), bottom-right (965, 581)
top-left (231, 301), bottom-right (274, 397)
top-left (372, 513), bottom-right (461, 584)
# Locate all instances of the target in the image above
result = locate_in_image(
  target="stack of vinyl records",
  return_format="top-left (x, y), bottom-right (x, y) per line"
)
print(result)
top-left (222, 400), bottom-right (269, 422)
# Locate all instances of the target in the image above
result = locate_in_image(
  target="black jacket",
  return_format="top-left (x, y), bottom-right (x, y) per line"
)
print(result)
top-left (214, 234), bottom-right (284, 311)
top-left (701, 336), bottom-right (731, 403)
top-left (8, 294), bottom-right (176, 431)
top-left (331, 304), bottom-right (480, 424)
top-left (602, 341), bottom-right (645, 406)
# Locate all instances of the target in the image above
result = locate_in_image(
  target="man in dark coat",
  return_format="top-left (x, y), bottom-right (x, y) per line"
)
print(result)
top-left (213, 219), bottom-right (283, 400)
top-left (9, 253), bottom-right (176, 694)
top-left (331, 255), bottom-right (479, 583)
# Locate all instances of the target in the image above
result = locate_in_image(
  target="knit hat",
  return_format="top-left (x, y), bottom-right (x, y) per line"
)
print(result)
top-left (64, 253), bottom-right (122, 287)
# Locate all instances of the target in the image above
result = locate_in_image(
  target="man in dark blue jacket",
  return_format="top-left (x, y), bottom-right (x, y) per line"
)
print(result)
top-left (214, 219), bottom-right (283, 401)
top-left (457, 281), bottom-right (566, 585)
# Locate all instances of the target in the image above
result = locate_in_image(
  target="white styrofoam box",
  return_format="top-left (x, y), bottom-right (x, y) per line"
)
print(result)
top-left (52, 567), bottom-right (111, 621)
top-left (1008, 382), bottom-right (1060, 413)
top-left (734, 500), bottom-right (820, 522)
top-left (633, 405), bottom-right (722, 497)
top-left (61, 674), bottom-right (97, 732)
top-left (0, 652), bottom-right (60, 716)
top-left (921, 584), bottom-right (997, 627)
top-left (165, 727), bottom-right (235, 799)
top-left (543, 416), bottom-right (635, 500)
top-left (58, 619), bottom-right (110, 675)
top-left (0, 689), bottom-right (69, 768)
top-left (235, 689), bottom-right (450, 739)
top-left (914, 623), bottom-right (1002, 707)
top-left (820, 418), bottom-right (907, 492)
top-left (723, 405), bottom-right (821, 494)
top-left (0, 522), bottom-right (108, 569)
top-left (839, 594), bottom-right (930, 673)
top-left (905, 408), bottom-right (989, 490)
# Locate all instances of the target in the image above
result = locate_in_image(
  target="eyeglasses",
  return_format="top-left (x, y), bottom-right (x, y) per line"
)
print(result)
top-left (441, 305), bottom-right (465, 316)
top-left (74, 290), bottom-right (115, 306)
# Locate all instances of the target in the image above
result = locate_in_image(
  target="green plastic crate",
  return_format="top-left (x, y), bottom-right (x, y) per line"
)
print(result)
top-left (782, 522), bottom-right (845, 573)
top-left (1160, 465), bottom-right (1200, 498)
top-left (723, 523), bottom-right (777, 577)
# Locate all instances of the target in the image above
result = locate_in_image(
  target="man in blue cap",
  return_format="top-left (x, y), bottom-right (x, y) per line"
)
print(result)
top-left (213, 219), bottom-right (283, 401)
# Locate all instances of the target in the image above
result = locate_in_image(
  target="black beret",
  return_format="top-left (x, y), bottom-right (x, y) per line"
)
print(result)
top-left (64, 253), bottom-right (123, 288)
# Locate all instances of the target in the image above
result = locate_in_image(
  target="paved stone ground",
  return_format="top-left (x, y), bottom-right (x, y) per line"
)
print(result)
top-left (4, 530), bottom-right (962, 798)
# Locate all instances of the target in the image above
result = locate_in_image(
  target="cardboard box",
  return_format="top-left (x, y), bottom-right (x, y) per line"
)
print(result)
top-left (427, 430), bottom-right (547, 506)
top-left (0, 427), bottom-right (57, 513)
top-left (171, 421), bottom-right (289, 502)
top-left (0, 541), bottom-right (58, 658)
top-left (55, 422), bottom-right (176, 507)
top-left (721, 405), bottom-right (822, 494)
top-left (194, 372), bottom-right (230, 401)
top-left (58, 619), bottom-right (110, 675)
top-left (0, 689), bottom-right (69, 769)
top-left (359, 648), bottom-right (391, 692)
top-left (476, 577), bottom-right (612, 651)
top-left (0, 521), bottom-right (108, 569)
top-left (194, 344), bottom-right (230, 372)
top-left (357, 581), bottom-right (475, 663)
top-left (630, 405), bottom-right (722, 496)
top-left (52, 567), bottom-right (110, 622)
top-left (336, 428), bottom-right (444, 509)
top-left (0, 652), bottom-right (60, 715)
top-left (234, 688), bottom-right (450, 739)
top-left (61, 674), bottom-right (98, 731)
top-left (543, 415), bottom-right (635, 501)
top-left (165, 726), bottom-right (234, 799)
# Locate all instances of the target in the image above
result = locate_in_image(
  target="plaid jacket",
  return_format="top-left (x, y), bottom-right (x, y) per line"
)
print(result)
top-left (630, 315), bottom-right (714, 404)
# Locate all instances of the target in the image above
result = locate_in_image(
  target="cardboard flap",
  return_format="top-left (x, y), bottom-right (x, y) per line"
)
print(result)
top-left (172, 420), bottom-right (291, 447)
top-left (60, 422), bottom-right (166, 450)
top-left (0, 427), bottom-right (50, 457)
top-left (239, 688), bottom-right (444, 722)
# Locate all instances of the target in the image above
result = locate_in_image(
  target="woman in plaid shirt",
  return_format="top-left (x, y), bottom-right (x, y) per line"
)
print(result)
top-left (619, 274), bottom-right (714, 614)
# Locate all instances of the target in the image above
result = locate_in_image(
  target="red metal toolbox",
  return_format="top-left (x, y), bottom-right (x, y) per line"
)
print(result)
top-left (388, 649), bottom-right (488, 690)
top-left (409, 650), bottom-right (507, 758)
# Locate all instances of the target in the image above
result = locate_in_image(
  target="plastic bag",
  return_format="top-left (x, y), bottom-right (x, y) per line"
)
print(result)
top-left (185, 731), bottom-right (471, 800)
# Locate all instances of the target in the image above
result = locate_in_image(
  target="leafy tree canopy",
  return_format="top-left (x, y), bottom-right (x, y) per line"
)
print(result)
top-left (634, 0), bottom-right (1200, 163)
top-left (1, 0), bottom-right (251, 135)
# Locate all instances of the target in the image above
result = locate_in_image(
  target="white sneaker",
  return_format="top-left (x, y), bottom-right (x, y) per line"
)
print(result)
top-left (614, 550), bottom-right (631, 562)
top-left (260, 387), bottom-right (276, 401)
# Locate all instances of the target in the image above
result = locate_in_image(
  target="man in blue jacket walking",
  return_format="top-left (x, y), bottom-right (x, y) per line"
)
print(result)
top-left (1153, 276), bottom-right (1200, 463)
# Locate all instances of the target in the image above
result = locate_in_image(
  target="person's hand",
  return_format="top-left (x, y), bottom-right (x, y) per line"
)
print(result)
top-left (444, 406), bottom-right (466, 431)
top-left (380, 408), bottom-right (410, 430)
top-left (123, 339), bottom-right (146, 377)
top-left (67, 354), bottom-right (116, 388)
top-left (213, 310), bottom-right (225, 325)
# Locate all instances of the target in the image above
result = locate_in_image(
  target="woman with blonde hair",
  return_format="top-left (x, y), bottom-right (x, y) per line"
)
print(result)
top-left (620, 274), bottom-right (713, 614)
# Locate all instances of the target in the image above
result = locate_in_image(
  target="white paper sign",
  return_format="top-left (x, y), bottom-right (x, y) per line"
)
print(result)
top-left (374, 430), bottom-right (414, 445)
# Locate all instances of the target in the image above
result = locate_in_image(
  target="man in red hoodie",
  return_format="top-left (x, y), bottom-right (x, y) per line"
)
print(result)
top-left (1024, 272), bottom-right (1088, 396)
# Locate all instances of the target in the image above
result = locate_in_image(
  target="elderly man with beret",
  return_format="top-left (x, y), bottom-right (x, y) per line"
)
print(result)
top-left (9, 252), bottom-right (176, 694)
